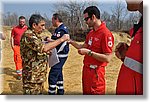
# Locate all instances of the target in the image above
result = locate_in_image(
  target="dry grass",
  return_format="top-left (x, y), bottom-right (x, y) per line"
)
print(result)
top-left (0, 26), bottom-right (130, 95)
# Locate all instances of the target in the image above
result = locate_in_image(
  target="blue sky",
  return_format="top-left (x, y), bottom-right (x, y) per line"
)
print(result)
top-left (2, 3), bottom-right (53, 17)
top-left (1, 0), bottom-right (127, 18)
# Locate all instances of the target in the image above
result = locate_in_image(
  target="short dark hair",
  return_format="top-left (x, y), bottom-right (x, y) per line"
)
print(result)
top-left (83, 6), bottom-right (100, 19)
top-left (19, 16), bottom-right (25, 20)
top-left (29, 14), bottom-right (45, 28)
top-left (53, 13), bottom-right (63, 22)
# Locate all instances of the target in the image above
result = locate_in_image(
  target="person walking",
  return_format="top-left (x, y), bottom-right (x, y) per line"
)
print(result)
top-left (10, 16), bottom-right (28, 80)
top-left (69, 6), bottom-right (114, 94)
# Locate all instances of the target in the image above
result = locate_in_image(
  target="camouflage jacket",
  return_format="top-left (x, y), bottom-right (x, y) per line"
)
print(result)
top-left (20, 29), bottom-right (48, 83)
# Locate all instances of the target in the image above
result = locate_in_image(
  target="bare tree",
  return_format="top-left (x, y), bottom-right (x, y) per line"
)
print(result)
top-left (3, 12), bottom-right (18, 26)
top-left (101, 11), bottom-right (111, 29)
top-left (111, 0), bottom-right (128, 31)
top-left (43, 13), bottom-right (51, 29)
top-left (123, 12), bottom-right (141, 31)
top-left (49, 0), bottom-right (98, 40)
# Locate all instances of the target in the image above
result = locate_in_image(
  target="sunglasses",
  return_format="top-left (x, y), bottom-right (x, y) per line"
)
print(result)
top-left (84, 17), bottom-right (91, 21)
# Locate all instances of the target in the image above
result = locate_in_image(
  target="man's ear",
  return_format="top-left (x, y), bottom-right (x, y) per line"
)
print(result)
top-left (92, 14), bottom-right (94, 19)
top-left (32, 23), bottom-right (37, 29)
top-left (92, 15), bottom-right (96, 21)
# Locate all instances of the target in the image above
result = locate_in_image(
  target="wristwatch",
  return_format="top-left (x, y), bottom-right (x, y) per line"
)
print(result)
top-left (88, 50), bottom-right (93, 56)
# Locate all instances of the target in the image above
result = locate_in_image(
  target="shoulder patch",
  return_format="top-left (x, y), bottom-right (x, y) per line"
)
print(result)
top-left (108, 41), bottom-right (113, 47)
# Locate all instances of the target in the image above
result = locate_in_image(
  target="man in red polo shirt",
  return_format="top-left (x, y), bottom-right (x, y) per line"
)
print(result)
top-left (10, 16), bottom-right (28, 80)
top-left (115, 0), bottom-right (143, 95)
top-left (69, 6), bottom-right (114, 94)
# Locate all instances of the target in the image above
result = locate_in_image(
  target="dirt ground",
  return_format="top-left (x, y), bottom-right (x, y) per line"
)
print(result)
top-left (0, 26), bottom-right (130, 95)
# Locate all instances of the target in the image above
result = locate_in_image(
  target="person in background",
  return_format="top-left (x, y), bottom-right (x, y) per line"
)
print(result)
top-left (10, 16), bottom-right (28, 80)
top-left (69, 6), bottom-right (114, 95)
top-left (115, 0), bottom-right (143, 95)
top-left (20, 14), bottom-right (70, 95)
top-left (48, 13), bottom-right (69, 95)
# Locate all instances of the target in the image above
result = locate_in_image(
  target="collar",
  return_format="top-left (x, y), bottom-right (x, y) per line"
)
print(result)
top-left (92, 22), bottom-right (105, 32)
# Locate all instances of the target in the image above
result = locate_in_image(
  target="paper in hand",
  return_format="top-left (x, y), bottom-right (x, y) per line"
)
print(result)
top-left (48, 48), bottom-right (60, 67)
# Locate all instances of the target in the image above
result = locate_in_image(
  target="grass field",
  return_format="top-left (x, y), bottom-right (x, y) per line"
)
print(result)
top-left (0, 26), bottom-right (130, 95)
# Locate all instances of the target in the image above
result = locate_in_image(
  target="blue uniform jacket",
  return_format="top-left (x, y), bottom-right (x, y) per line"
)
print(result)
top-left (51, 24), bottom-right (69, 56)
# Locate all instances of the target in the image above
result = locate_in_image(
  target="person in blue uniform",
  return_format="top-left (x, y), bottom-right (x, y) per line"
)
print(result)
top-left (48, 13), bottom-right (69, 95)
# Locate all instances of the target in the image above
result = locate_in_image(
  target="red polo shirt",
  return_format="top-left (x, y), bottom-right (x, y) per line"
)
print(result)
top-left (11, 25), bottom-right (28, 46)
top-left (84, 22), bottom-right (114, 67)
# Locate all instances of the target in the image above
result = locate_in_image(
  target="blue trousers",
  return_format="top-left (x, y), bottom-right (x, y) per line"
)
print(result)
top-left (48, 57), bottom-right (67, 95)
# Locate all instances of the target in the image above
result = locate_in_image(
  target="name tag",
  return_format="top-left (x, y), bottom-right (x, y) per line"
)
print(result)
top-left (88, 39), bottom-right (92, 46)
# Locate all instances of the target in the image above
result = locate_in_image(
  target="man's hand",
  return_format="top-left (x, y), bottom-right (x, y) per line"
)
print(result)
top-left (115, 42), bottom-right (129, 60)
top-left (46, 50), bottom-right (52, 55)
top-left (78, 48), bottom-right (90, 55)
top-left (67, 39), bottom-right (73, 44)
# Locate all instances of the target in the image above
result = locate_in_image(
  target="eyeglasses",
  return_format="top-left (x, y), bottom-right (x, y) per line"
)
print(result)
top-left (84, 17), bottom-right (91, 21)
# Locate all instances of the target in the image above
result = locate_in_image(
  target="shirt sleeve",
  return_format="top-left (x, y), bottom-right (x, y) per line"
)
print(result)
top-left (59, 30), bottom-right (66, 38)
top-left (102, 32), bottom-right (114, 53)
top-left (59, 28), bottom-right (69, 38)
top-left (24, 34), bottom-right (45, 53)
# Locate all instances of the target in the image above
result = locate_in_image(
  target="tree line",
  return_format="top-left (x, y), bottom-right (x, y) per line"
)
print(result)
top-left (2, 0), bottom-right (141, 41)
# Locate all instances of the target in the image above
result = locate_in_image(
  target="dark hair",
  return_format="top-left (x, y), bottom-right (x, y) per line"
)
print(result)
top-left (83, 6), bottom-right (100, 19)
top-left (19, 16), bottom-right (25, 20)
top-left (53, 13), bottom-right (63, 22)
top-left (29, 14), bottom-right (45, 28)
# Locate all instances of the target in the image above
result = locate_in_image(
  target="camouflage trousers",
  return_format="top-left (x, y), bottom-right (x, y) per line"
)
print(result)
top-left (23, 82), bottom-right (44, 95)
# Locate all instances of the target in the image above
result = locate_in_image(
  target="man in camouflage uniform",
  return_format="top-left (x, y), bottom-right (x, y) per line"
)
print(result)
top-left (20, 14), bottom-right (69, 95)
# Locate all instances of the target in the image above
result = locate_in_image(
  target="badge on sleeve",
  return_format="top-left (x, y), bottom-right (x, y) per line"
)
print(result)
top-left (108, 37), bottom-right (112, 40)
top-left (108, 37), bottom-right (113, 47)
top-left (108, 41), bottom-right (113, 47)
top-left (57, 34), bottom-right (60, 37)
top-left (57, 32), bottom-right (61, 37)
